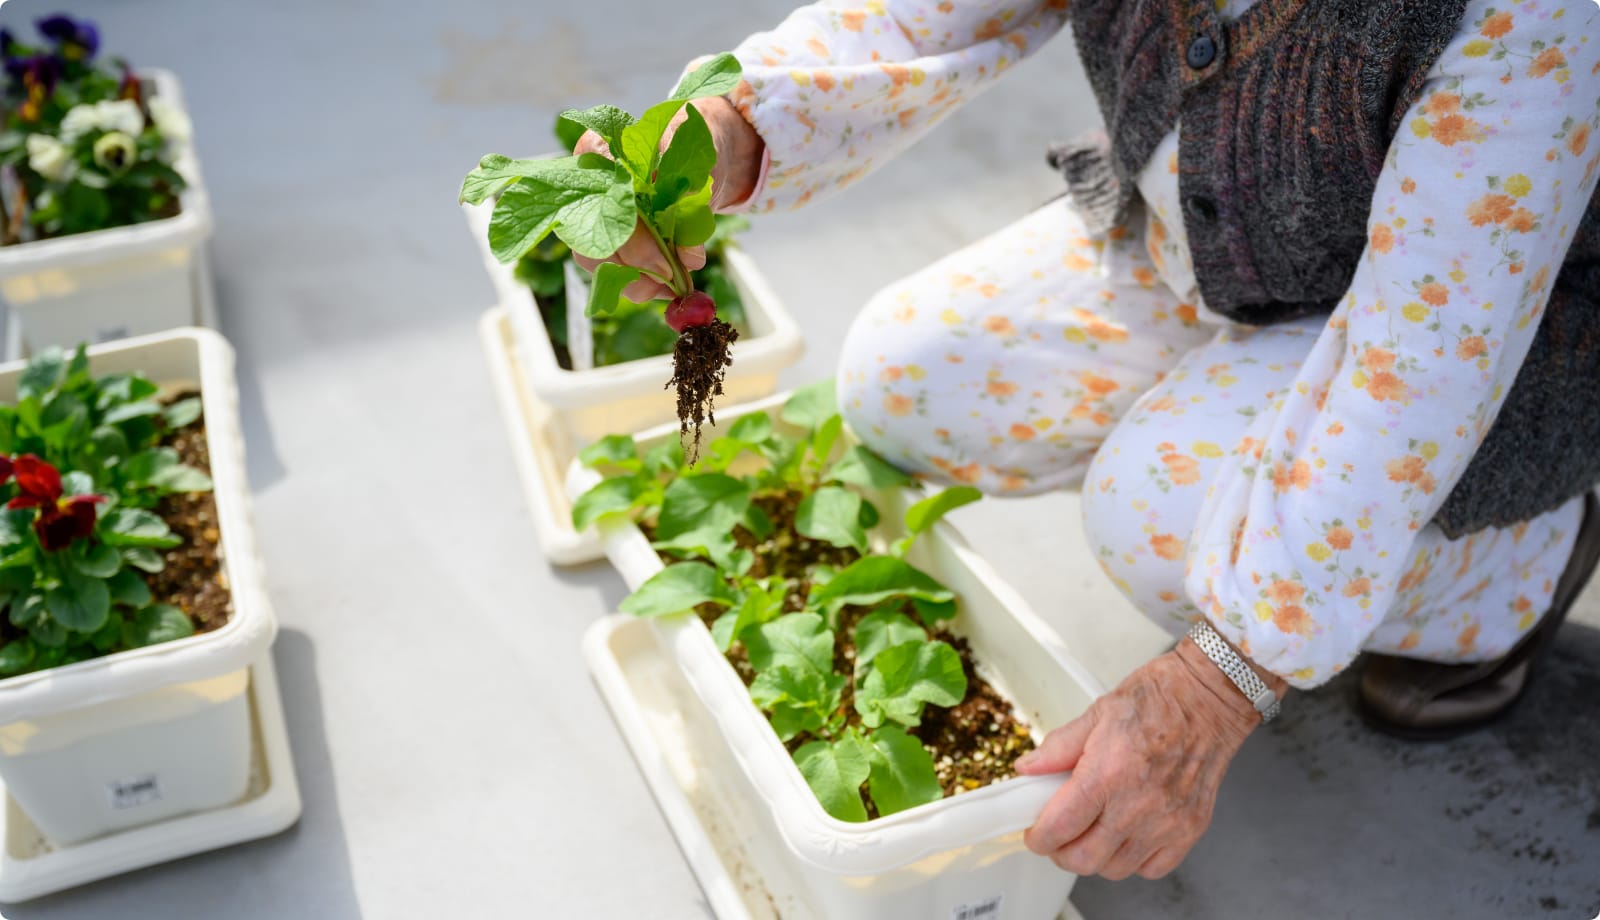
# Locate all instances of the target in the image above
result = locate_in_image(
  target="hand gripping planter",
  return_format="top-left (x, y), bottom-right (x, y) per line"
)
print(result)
top-left (468, 199), bottom-right (803, 565)
top-left (0, 71), bottom-right (216, 353)
top-left (0, 329), bottom-right (280, 849)
top-left (570, 393), bottom-right (1108, 920)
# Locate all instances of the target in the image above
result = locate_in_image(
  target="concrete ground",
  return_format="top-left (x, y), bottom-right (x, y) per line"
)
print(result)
top-left (0, 0), bottom-right (1594, 917)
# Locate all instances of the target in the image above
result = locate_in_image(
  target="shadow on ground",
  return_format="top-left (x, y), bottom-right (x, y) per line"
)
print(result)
top-left (1074, 622), bottom-right (1600, 920)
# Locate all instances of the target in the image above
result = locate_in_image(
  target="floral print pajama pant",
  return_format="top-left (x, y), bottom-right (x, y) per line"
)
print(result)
top-left (837, 199), bottom-right (1579, 668)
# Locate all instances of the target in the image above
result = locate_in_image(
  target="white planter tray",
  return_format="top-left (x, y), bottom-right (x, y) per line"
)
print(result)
top-left (585, 616), bottom-right (1092, 920)
top-left (479, 308), bottom-right (598, 565)
top-left (571, 393), bottom-right (1108, 920)
top-left (0, 70), bottom-right (218, 353)
top-left (0, 649), bottom-right (299, 903)
top-left (462, 199), bottom-right (803, 442)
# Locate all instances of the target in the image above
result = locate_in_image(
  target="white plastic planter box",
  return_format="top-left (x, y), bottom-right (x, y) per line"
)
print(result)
top-left (0, 329), bottom-right (276, 847)
top-left (468, 197), bottom-right (803, 566)
top-left (570, 394), bottom-right (1107, 920)
top-left (0, 71), bottom-right (216, 353)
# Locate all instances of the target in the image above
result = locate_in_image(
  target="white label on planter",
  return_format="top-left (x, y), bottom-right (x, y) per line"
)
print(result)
top-left (107, 773), bottom-right (162, 810)
top-left (951, 896), bottom-right (1002, 920)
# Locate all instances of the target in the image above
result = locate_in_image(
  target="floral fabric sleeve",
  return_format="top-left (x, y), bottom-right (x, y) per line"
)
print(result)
top-left (1185, 0), bottom-right (1600, 688)
top-left (723, 0), bottom-right (1071, 212)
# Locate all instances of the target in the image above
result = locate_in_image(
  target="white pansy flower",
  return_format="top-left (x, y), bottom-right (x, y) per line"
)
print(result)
top-left (146, 97), bottom-right (191, 147)
top-left (59, 99), bottom-right (146, 145)
top-left (24, 134), bottom-right (72, 181)
top-left (92, 131), bottom-right (136, 173)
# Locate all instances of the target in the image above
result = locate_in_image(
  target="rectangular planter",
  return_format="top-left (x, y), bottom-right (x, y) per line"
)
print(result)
top-left (570, 393), bottom-right (1107, 920)
top-left (0, 328), bottom-right (278, 847)
top-left (0, 70), bottom-right (216, 354)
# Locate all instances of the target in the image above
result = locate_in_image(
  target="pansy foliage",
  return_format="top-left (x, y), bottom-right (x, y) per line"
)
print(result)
top-left (0, 345), bottom-right (212, 677)
top-left (573, 383), bottom-right (989, 821)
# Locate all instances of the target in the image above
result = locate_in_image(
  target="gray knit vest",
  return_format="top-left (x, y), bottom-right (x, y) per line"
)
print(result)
top-left (1052, 0), bottom-right (1600, 538)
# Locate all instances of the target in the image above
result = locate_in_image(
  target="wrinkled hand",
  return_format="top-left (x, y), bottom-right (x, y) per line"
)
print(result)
top-left (572, 95), bottom-right (764, 302)
top-left (1015, 637), bottom-right (1285, 880)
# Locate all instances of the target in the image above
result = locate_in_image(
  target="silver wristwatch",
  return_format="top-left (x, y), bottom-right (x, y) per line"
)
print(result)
top-left (1187, 620), bottom-right (1282, 723)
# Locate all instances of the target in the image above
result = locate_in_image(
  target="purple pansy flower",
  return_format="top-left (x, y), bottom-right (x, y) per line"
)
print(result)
top-left (36, 15), bottom-right (98, 62)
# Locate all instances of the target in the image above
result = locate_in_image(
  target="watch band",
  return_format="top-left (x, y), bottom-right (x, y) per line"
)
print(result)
top-left (1187, 620), bottom-right (1282, 723)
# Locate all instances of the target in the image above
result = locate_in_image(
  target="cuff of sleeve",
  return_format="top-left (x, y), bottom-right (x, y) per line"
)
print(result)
top-left (718, 140), bottom-right (769, 214)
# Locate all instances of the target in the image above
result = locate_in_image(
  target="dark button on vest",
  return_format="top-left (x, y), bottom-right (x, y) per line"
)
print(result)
top-left (1186, 35), bottom-right (1217, 69)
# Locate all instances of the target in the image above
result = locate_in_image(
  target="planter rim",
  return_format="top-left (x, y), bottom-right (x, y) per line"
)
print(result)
top-left (0, 328), bottom-right (275, 724)
top-left (461, 199), bottom-right (804, 409)
top-left (569, 392), bottom-right (1107, 877)
top-left (0, 69), bottom-right (213, 275)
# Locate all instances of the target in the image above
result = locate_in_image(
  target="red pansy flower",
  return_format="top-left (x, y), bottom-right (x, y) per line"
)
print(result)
top-left (4, 454), bottom-right (105, 551)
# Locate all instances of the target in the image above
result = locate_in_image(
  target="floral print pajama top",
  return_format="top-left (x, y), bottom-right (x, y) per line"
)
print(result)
top-left (716, 0), bottom-right (1600, 688)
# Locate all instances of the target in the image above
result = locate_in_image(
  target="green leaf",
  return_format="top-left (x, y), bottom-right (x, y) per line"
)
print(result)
top-left (618, 562), bottom-right (734, 618)
top-left (18, 348), bottom-right (65, 400)
top-left (867, 725), bottom-right (943, 816)
top-left (749, 664), bottom-right (844, 741)
top-left (151, 464), bottom-right (212, 493)
top-left (46, 570), bottom-right (111, 633)
top-left (88, 424), bottom-right (130, 464)
top-left (571, 476), bottom-right (646, 530)
top-left (121, 446), bottom-right (178, 483)
top-left (811, 414), bottom-right (843, 467)
top-left (558, 104), bottom-right (635, 156)
top-left (123, 546), bottom-right (165, 573)
top-left (459, 153), bottom-right (577, 206)
top-left (488, 166), bottom-right (632, 263)
top-left (744, 613), bottom-right (834, 676)
top-left (553, 114), bottom-right (587, 153)
top-left (727, 412), bottom-right (772, 444)
top-left (810, 556), bottom-right (954, 610)
top-left (828, 445), bottom-right (915, 490)
top-left (669, 53), bottom-right (744, 102)
top-left (618, 99), bottom-right (685, 180)
top-left (781, 379), bottom-right (838, 430)
top-left (100, 509), bottom-right (180, 548)
top-left (795, 486), bottom-right (867, 552)
top-left (123, 603), bottom-right (193, 649)
top-left (853, 610), bottom-right (927, 673)
top-left (107, 568), bottom-right (151, 607)
top-left (644, 438), bottom-right (686, 475)
top-left (162, 396), bottom-right (202, 429)
top-left (911, 597), bottom-right (958, 624)
top-left (586, 262), bottom-right (644, 319)
top-left (103, 399), bottom-right (164, 425)
top-left (655, 473), bottom-right (751, 543)
top-left (69, 542), bottom-right (121, 578)
top-left (0, 638), bottom-right (34, 677)
top-left (653, 105), bottom-right (716, 212)
top-left (855, 640), bottom-right (967, 729)
top-left (795, 731), bottom-right (872, 822)
top-left (552, 177), bottom-right (638, 261)
top-left (904, 486), bottom-right (982, 537)
top-left (577, 434), bottom-right (639, 470)
top-left (662, 179), bottom-right (716, 248)
top-left (61, 470), bottom-right (95, 497)
top-left (712, 580), bottom-right (784, 651)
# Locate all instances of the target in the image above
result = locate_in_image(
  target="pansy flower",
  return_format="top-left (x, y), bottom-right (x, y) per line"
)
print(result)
top-left (36, 15), bottom-right (99, 62)
top-left (6, 454), bottom-right (106, 551)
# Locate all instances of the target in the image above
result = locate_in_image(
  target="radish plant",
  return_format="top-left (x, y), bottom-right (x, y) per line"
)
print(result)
top-left (461, 55), bottom-right (746, 455)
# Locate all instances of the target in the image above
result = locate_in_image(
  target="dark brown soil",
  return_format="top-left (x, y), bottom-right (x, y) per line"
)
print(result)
top-left (535, 291), bottom-right (575, 371)
top-left (145, 398), bottom-right (231, 633)
top-left (665, 486), bottom-right (1036, 815)
top-left (667, 319), bottom-right (738, 462)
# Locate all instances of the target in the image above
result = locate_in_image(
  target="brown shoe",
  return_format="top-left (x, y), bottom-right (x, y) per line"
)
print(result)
top-left (1358, 492), bottom-right (1600, 741)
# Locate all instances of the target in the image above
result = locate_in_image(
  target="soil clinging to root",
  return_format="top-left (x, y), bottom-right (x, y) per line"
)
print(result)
top-left (667, 319), bottom-right (738, 462)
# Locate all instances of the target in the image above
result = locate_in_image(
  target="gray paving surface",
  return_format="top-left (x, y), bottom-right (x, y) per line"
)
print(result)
top-left (0, 0), bottom-right (1594, 917)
